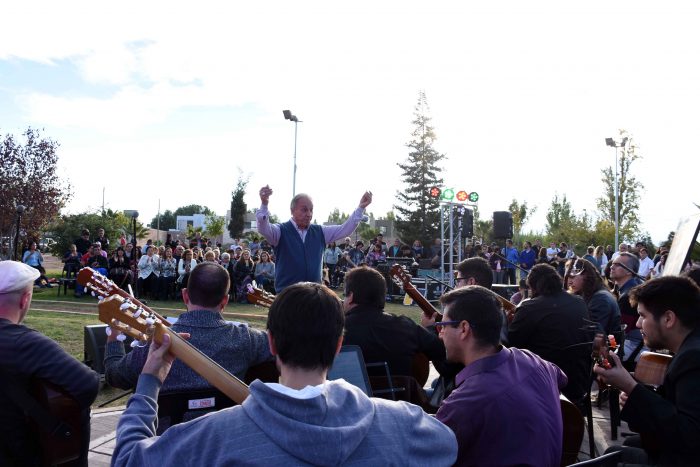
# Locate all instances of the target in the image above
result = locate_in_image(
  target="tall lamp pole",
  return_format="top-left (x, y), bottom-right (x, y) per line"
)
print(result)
top-left (283, 110), bottom-right (301, 197)
top-left (13, 204), bottom-right (25, 261)
top-left (605, 137), bottom-right (628, 250)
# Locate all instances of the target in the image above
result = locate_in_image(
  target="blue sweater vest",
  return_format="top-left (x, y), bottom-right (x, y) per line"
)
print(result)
top-left (274, 221), bottom-right (324, 292)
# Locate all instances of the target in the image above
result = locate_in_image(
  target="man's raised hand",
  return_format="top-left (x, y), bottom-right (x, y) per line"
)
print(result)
top-left (260, 185), bottom-right (273, 206)
top-left (359, 191), bottom-right (373, 209)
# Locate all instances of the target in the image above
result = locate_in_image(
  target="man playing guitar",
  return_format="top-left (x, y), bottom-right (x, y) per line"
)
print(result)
top-left (595, 276), bottom-right (700, 466)
top-left (0, 261), bottom-right (99, 466)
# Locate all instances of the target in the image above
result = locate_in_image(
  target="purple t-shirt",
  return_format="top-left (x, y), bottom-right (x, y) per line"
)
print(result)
top-left (436, 346), bottom-right (567, 467)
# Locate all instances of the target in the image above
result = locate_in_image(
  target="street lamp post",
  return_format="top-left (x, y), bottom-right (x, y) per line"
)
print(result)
top-left (13, 204), bottom-right (25, 261)
top-left (283, 110), bottom-right (301, 197)
top-left (605, 137), bottom-right (628, 249)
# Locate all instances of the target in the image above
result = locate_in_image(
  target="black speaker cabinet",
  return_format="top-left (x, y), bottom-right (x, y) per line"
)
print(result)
top-left (493, 211), bottom-right (513, 239)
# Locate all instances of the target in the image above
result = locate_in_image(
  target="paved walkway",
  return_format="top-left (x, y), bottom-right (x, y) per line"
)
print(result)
top-left (87, 396), bottom-right (626, 465)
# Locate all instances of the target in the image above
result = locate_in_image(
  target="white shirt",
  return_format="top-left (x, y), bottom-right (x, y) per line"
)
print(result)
top-left (638, 257), bottom-right (655, 278)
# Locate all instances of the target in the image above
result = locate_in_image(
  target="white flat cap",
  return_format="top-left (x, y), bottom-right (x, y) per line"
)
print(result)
top-left (0, 261), bottom-right (40, 294)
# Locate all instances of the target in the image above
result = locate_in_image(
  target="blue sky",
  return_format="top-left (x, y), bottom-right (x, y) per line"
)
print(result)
top-left (2, 1), bottom-right (699, 244)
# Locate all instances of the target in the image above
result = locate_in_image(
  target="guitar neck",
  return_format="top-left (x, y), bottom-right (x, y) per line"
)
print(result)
top-left (153, 325), bottom-right (251, 404)
top-left (403, 281), bottom-right (442, 319)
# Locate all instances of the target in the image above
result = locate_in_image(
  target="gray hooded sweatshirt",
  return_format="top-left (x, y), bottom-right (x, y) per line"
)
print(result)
top-left (113, 375), bottom-right (457, 466)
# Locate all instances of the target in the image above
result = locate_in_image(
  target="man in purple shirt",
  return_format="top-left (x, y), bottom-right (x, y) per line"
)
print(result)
top-left (435, 285), bottom-right (567, 467)
top-left (255, 185), bottom-right (372, 291)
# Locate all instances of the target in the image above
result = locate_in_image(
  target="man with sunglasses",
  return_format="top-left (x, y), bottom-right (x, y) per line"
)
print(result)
top-left (435, 285), bottom-right (567, 466)
top-left (610, 252), bottom-right (646, 368)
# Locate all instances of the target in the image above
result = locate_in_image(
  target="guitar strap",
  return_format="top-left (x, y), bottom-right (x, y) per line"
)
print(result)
top-left (0, 368), bottom-right (74, 440)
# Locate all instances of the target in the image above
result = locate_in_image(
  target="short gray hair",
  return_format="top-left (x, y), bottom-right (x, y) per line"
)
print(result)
top-left (290, 193), bottom-right (312, 211)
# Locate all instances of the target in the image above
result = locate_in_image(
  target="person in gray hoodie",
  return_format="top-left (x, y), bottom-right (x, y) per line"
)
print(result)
top-left (112, 282), bottom-right (457, 466)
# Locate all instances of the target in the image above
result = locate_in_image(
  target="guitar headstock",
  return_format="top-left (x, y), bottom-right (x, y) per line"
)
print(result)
top-left (389, 264), bottom-right (411, 287)
top-left (246, 282), bottom-right (274, 308)
top-left (591, 332), bottom-right (614, 369)
top-left (97, 295), bottom-right (164, 344)
top-left (77, 267), bottom-right (118, 299)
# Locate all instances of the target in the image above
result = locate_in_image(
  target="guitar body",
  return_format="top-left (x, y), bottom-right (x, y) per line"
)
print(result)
top-left (31, 380), bottom-right (84, 466)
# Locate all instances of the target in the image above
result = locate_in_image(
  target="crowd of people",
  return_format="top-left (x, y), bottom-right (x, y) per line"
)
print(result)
top-left (3, 184), bottom-right (700, 466)
top-left (59, 228), bottom-right (278, 302)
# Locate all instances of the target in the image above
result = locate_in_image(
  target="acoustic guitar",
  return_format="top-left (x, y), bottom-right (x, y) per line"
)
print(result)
top-left (246, 283), bottom-right (274, 308)
top-left (97, 295), bottom-right (250, 404)
top-left (31, 380), bottom-right (85, 466)
top-left (76, 267), bottom-right (172, 328)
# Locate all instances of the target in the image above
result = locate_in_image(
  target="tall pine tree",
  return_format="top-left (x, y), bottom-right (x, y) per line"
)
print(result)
top-left (394, 91), bottom-right (446, 245)
top-left (228, 173), bottom-right (249, 239)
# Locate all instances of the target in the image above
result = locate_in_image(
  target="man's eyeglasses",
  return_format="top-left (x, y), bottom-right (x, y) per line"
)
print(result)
top-left (455, 276), bottom-right (469, 284)
top-left (434, 320), bottom-right (462, 332)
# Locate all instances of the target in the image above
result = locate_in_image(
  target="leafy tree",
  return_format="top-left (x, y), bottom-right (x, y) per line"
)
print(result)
top-left (508, 199), bottom-right (536, 242)
top-left (596, 129), bottom-right (644, 242)
top-left (48, 209), bottom-right (147, 256)
top-left (545, 194), bottom-right (577, 242)
top-left (206, 214), bottom-right (226, 244)
top-left (394, 91), bottom-right (446, 246)
top-left (326, 208), bottom-right (349, 224)
top-left (0, 128), bottom-right (71, 246)
top-left (149, 209), bottom-right (176, 231)
top-left (173, 204), bottom-right (213, 217)
top-left (228, 174), bottom-right (248, 239)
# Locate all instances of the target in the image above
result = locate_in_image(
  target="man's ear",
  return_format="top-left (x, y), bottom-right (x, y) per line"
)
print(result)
top-left (267, 331), bottom-right (278, 356)
top-left (182, 288), bottom-right (191, 306)
top-left (335, 335), bottom-right (344, 356)
top-left (663, 310), bottom-right (677, 329)
top-left (219, 293), bottom-right (229, 311)
top-left (345, 291), bottom-right (354, 306)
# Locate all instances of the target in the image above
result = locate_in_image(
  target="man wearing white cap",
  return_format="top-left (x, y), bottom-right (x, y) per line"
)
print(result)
top-left (0, 261), bottom-right (99, 466)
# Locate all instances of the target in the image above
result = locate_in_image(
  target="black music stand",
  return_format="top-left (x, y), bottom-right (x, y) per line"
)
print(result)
top-left (663, 213), bottom-right (700, 276)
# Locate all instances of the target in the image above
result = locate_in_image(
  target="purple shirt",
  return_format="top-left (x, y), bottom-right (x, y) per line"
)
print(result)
top-left (436, 347), bottom-right (567, 467)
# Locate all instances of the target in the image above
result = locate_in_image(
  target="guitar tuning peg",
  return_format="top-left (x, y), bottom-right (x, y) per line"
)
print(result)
top-left (133, 308), bottom-right (143, 318)
top-left (145, 317), bottom-right (155, 325)
top-left (117, 333), bottom-right (127, 342)
top-left (129, 340), bottom-right (139, 348)
top-left (91, 291), bottom-right (96, 297)
top-left (120, 302), bottom-right (130, 311)
top-left (105, 327), bottom-right (112, 336)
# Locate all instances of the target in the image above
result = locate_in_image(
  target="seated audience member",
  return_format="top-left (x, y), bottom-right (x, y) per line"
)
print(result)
top-left (112, 282), bottom-right (457, 466)
top-left (343, 266), bottom-right (446, 378)
top-left (233, 249), bottom-right (256, 303)
top-left (63, 243), bottom-right (82, 270)
top-left (345, 240), bottom-right (365, 268)
top-left (565, 257), bottom-right (621, 335)
top-left (387, 238), bottom-right (402, 257)
top-left (157, 247), bottom-right (177, 300)
top-left (435, 285), bottom-right (566, 467)
top-left (0, 261), bottom-right (99, 466)
top-left (412, 239), bottom-right (424, 259)
top-left (105, 262), bottom-right (272, 391)
top-left (21, 241), bottom-right (51, 287)
top-left (109, 246), bottom-right (133, 289)
top-left (595, 276), bottom-right (700, 467)
top-left (176, 249), bottom-right (197, 291)
top-left (507, 263), bottom-right (590, 404)
top-left (365, 242), bottom-right (386, 268)
top-left (219, 252), bottom-right (235, 283)
top-left (137, 245), bottom-right (160, 299)
top-left (86, 243), bottom-right (109, 271)
top-left (254, 250), bottom-right (275, 291)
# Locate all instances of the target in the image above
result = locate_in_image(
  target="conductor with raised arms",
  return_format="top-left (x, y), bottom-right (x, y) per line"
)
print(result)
top-left (256, 185), bottom-right (372, 292)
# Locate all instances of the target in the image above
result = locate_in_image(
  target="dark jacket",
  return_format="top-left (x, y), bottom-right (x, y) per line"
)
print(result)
top-left (507, 291), bottom-right (591, 402)
top-left (621, 328), bottom-right (700, 466)
top-left (343, 304), bottom-right (446, 378)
